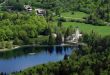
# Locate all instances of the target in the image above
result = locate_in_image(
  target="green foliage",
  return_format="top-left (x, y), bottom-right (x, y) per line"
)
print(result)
top-left (13, 33), bottom-right (110, 75)
top-left (56, 32), bottom-right (63, 45)
top-left (61, 22), bottom-right (110, 36)
top-left (0, 41), bottom-right (5, 49)
top-left (35, 35), bottom-right (49, 45)
top-left (13, 37), bottom-right (23, 45)
top-left (48, 34), bottom-right (55, 45)
top-left (42, 26), bottom-right (52, 35)
top-left (64, 26), bottom-right (74, 38)
top-left (0, 12), bottom-right (47, 47)
top-left (57, 20), bottom-right (62, 27)
top-left (0, 41), bottom-right (13, 49)
top-left (0, 0), bottom-right (109, 25)
top-left (0, 0), bottom-right (110, 74)
top-left (5, 41), bottom-right (13, 49)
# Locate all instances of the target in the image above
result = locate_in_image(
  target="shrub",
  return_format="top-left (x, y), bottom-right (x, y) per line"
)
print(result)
top-left (58, 17), bottom-right (67, 22)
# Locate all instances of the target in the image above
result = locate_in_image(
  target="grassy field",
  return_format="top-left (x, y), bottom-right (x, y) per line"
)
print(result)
top-left (53, 22), bottom-right (110, 37)
top-left (54, 11), bottom-right (110, 37)
top-left (61, 11), bottom-right (88, 19)
top-left (62, 22), bottom-right (110, 36)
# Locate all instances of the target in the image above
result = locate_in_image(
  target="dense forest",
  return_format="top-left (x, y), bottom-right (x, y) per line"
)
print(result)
top-left (0, 0), bottom-right (110, 75)
top-left (0, 11), bottom-right (48, 49)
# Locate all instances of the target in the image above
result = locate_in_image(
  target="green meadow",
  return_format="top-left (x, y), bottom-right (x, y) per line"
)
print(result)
top-left (63, 22), bottom-right (110, 36)
top-left (54, 11), bottom-right (110, 37)
top-left (53, 22), bottom-right (110, 37)
top-left (61, 11), bottom-right (88, 19)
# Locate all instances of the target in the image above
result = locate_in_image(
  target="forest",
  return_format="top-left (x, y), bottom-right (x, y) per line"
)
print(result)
top-left (0, 0), bottom-right (110, 75)
top-left (0, 11), bottom-right (48, 49)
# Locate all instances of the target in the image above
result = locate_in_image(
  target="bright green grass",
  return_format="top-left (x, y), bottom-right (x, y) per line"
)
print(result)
top-left (62, 22), bottom-right (110, 36)
top-left (61, 11), bottom-right (88, 19)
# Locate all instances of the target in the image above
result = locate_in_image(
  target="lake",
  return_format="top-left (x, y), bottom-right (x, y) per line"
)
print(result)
top-left (0, 45), bottom-right (74, 74)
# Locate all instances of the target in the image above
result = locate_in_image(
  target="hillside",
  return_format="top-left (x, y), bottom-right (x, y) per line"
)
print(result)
top-left (0, 0), bottom-right (110, 75)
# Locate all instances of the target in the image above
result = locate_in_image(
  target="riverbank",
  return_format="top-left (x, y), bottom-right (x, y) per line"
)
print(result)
top-left (0, 43), bottom-right (77, 52)
top-left (0, 46), bottom-right (20, 52)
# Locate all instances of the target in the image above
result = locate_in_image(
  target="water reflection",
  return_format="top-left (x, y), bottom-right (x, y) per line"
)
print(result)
top-left (0, 46), bottom-right (73, 73)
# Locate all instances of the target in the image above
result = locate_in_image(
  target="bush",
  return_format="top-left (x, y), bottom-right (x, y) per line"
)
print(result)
top-left (0, 41), bottom-right (5, 49)
top-left (85, 15), bottom-right (106, 26)
top-left (13, 37), bottom-right (23, 45)
top-left (5, 42), bottom-right (13, 49)
top-left (56, 33), bottom-right (63, 45)
top-left (58, 17), bottom-right (67, 22)
top-left (48, 34), bottom-right (55, 45)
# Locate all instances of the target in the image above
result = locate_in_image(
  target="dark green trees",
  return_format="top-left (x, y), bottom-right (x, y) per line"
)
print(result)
top-left (56, 32), bottom-right (63, 45)
top-left (48, 33), bottom-right (55, 45)
top-left (57, 20), bottom-right (62, 27)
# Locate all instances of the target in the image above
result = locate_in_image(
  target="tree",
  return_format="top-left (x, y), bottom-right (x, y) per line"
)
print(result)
top-left (5, 41), bottom-right (13, 49)
top-left (57, 20), bottom-right (62, 27)
top-left (5, 28), bottom-right (13, 40)
top-left (13, 37), bottom-right (23, 45)
top-left (100, 69), bottom-right (108, 75)
top-left (18, 30), bottom-right (27, 40)
top-left (0, 41), bottom-right (5, 49)
top-left (16, 0), bottom-right (19, 2)
top-left (48, 33), bottom-right (55, 45)
top-left (56, 32), bottom-right (63, 45)
top-left (64, 26), bottom-right (74, 38)
top-left (43, 26), bottom-right (52, 35)
top-left (0, 29), bottom-right (6, 41)
top-left (82, 67), bottom-right (94, 75)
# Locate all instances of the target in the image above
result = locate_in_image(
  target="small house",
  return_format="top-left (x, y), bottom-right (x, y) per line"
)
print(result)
top-left (66, 28), bottom-right (82, 43)
top-left (24, 5), bottom-right (32, 12)
top-left (35, 8), bottom-right (46, 16)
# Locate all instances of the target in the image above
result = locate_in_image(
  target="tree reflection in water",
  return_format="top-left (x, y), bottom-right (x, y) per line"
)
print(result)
top-left (0, 46), bottom-right (73, 59)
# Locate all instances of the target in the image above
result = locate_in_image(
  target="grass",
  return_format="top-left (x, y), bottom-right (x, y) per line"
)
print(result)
top-left (53, 22), bottom-right (110, 37)
top-left (61, 11), bottom-right (88, 19)
top-left (62, 22), bottom-right (110, 36)
top-left (54, 11), bottom-right (110, 37)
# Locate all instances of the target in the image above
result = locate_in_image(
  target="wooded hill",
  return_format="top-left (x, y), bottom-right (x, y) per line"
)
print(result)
top-left (1, 0), bottom-right (110, 22)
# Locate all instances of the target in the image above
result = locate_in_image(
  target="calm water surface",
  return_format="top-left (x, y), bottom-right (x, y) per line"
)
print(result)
top-left (0, 46), bottom-right (74, 73)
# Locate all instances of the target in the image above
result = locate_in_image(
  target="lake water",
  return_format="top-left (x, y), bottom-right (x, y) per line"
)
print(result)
top-left (0, 46), bottom-right (74, 74)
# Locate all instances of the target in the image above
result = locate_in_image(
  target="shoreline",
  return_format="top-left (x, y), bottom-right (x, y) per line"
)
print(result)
top-left (0, 43), bottom-right (76, 52)
top-left (0, 46), bottom-right (20, 52)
